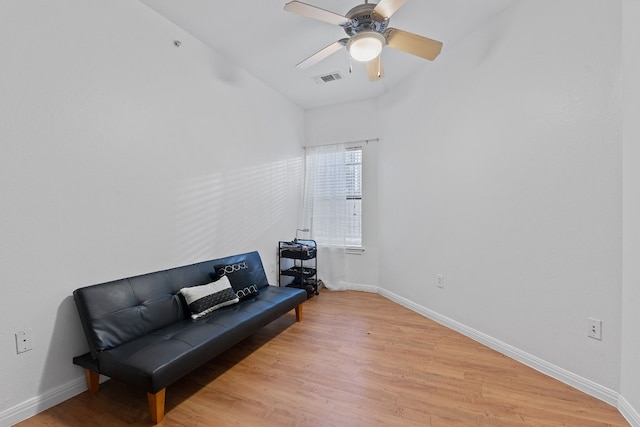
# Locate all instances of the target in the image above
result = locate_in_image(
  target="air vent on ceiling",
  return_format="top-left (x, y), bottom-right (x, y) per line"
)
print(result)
top-left (312, 72), bottom-right (344, 85)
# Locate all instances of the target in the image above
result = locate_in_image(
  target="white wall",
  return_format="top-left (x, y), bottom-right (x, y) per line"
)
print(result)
top-left (379, 0), bottom-right (623, 398)
top-left (305, 99), bottom-right (380, 147)
top-left (3, 0), bottom-right (637, 424)
top-left (0, 1), bottom-right (304, 424)
top-left (621, 0), bottom-right (640, 424)
top-left (305, 100), bottom-right (380, 288)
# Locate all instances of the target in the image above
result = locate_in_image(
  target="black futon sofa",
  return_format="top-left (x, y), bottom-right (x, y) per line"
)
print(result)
top-left (72, 251), bottom-right (307, 423)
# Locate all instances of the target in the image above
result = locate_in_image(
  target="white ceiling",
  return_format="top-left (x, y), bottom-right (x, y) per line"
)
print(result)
top-left (138, 0), bottom-right (516, 110)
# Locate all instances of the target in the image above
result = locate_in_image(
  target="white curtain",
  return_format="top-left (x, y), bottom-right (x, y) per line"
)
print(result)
top-left (302, 144), bottom-right (348, 290)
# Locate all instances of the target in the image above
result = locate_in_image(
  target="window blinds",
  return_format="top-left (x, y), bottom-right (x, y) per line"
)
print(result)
top-left (302, 144), bottom-right (362, 248)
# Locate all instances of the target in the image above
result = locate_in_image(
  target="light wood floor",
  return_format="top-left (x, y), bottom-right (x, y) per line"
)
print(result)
top-left (17, 290), bottom-right (629, 426)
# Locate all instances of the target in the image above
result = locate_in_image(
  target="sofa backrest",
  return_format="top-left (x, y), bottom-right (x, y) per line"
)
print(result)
top-left (73, 251), bottom-right (269, 358)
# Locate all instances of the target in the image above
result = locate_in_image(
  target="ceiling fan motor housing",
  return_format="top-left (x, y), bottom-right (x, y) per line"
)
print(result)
top-left (342, 4), bottom-right (389, 37)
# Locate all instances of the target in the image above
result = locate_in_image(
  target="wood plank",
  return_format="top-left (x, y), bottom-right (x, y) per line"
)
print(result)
top-left (16, 290), bottom-right (629, 426)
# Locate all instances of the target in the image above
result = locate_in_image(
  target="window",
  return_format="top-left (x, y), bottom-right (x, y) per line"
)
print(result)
top-left (302, 144), bottom-right (363, 248)
top-left (345, 147), bottom-right (362, 247)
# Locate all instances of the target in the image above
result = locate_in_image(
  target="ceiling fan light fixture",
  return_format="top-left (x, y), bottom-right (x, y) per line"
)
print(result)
top-left (347, 31), bottom-right (385, 62)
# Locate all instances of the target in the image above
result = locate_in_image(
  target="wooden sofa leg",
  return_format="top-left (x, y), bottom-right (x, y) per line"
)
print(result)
top-left (84, 369), bottom-right (99, 394)
top-left (295, 304), bottom-right (303, 322)
top-left (147, 388), bottom-right (166, 424)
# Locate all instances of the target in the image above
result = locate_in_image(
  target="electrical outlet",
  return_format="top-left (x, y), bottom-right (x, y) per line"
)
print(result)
top-left (587, 318), bottom-right (602, 340)
top-left (436, 274), bottom-right (444, 289)
top-left (15, 330), bottom-right (33, 353)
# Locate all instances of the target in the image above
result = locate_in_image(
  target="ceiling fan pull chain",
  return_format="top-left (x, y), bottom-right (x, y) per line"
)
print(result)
top-left (349, 54), bottom-right (353, 73)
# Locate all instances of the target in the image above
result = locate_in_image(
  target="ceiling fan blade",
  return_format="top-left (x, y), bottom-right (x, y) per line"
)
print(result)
top-left (373, 0), bottom-right (408, 19)
top-left (366, 56), bottom-right (385, 81)
top-left (295, 39), bottom-right (348, 70)
top-left (284, 1), bottom-right (351, 26)
top-left (385, 28), bottom-right (443, 61)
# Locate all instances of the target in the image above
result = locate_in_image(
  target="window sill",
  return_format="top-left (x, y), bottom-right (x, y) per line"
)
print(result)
top-left (313, 244), bottom-right (364, 254)
top-left (346, 247), bottom-right (365, 255)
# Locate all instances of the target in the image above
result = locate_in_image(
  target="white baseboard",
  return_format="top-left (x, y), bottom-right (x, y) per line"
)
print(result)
top-left (0, 373), bottom-right (110, 427)
top-left (0, 377), bottom-right (87, 427)
top-left (619, 395), bottom-right (640, 427)
top-left (341, 282), bottom-right (378, 293)
top-left (375, 287), bottom-right (640, 426)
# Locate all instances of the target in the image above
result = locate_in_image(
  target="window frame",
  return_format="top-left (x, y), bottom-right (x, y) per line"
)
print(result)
top-left (345, 146), bottom-right (363, 249)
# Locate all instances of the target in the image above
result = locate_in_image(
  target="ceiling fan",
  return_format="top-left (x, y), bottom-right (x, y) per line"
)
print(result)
top-left (284, 0), bottom-right (443, 82)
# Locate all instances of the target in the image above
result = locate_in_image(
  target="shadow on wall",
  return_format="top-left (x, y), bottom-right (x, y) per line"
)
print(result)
top-left (175, 157), bottom-right (302, 263)
top-left (38, 296), bottom-right (88, 404)
top-left (33, 156), bottom-right (303, 410)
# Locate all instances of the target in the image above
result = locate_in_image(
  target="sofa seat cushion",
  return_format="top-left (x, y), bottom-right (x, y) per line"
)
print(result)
top-left (99, 320), bottom-right (234, 393)
top-left (97, 286), bottom-right (306, 393)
